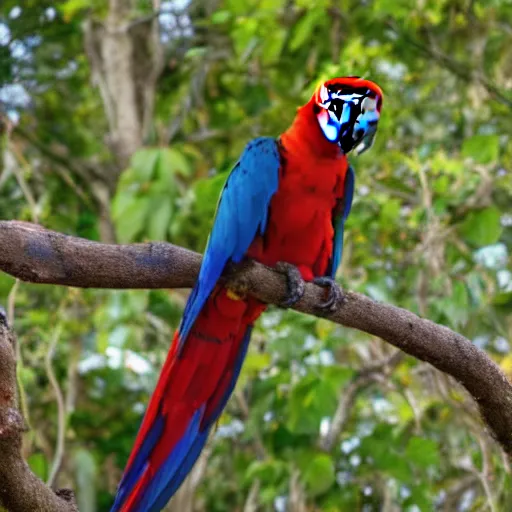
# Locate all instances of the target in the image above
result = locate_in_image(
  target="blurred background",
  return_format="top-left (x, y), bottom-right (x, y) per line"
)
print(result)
top-left (0, 0), bottom-right (511, 510)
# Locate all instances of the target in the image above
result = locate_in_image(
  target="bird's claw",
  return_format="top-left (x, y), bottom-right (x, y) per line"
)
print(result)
top-left (313, 276), bottom-right (344, 312)
top-left (275, 262), bottom-right (305, 308)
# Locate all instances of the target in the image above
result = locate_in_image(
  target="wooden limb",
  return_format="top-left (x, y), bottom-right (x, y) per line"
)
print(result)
top-left (0, 314), bottom-right (78, 512)
top-left (0, 220), bottom-right (511, 458)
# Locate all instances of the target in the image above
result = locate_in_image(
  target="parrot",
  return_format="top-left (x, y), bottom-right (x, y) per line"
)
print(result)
top-left (111, 76), bottom-right (383, 512)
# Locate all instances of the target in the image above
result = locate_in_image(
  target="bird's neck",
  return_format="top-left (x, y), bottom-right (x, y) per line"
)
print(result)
top-left (280, 100), bottom-right (345, 160)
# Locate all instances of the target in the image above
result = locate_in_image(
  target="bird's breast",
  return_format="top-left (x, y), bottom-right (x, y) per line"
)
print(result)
top-left (247, 153), bottom-right (347, 280)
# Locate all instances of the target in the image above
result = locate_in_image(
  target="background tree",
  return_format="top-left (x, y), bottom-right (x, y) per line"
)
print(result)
top-left (0, 0), bottom-right (511, 510)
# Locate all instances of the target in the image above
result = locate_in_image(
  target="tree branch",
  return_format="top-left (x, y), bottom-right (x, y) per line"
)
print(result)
top-left (386, 20), bottom-right (512, 111)
top-left (320, 351), bottom-right (404, 451)
top-left (0, 220), bottom-right (511, 459)
top-left (0, 312), bottom-right (78, 512)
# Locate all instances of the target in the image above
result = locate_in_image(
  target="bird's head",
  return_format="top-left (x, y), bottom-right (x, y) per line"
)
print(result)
top-left (313, 77), bottom-right (383, 155)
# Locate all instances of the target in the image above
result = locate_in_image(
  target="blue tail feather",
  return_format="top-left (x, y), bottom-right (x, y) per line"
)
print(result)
top-left (133, 406), bottom-right (205, 512)
top-left (111, 415), bottom-right (165, 512)
top-left (149, 430), bottom-right (209, 512)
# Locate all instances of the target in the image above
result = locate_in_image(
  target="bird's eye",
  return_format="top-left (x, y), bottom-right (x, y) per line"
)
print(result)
top-left (329, 99), bottom-right (343, 121)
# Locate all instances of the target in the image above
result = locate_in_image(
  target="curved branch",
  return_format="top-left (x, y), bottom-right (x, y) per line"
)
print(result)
top-left (1, 220), bottom-right (511, 458)
top-left (320, 351), bottom-right (404, 451)
top-left (0, 314), bottom-right (78, 512)
top-left (386, 20), bottom-right (512, 111)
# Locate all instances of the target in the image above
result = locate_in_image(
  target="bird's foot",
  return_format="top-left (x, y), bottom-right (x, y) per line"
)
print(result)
top-left (275, 262), bottom-right (305, 308)
top-left (313, 276), bottom-right (344, 312)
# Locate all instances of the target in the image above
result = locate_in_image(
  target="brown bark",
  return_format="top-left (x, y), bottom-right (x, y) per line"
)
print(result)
top-left (81, 1), bottom-right (164, 242)
top-left (1, 220), bottom-right (511, 460)
top-left (84, 0), bottom-right (164, 170)
top-left (0, 315), bottom-right (78, 512)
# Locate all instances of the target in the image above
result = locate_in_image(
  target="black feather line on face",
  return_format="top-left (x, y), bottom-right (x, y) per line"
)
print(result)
top-left (328, 99), bottom-right (344, 121)
top-left (327, 85), bottom-right (371, 96)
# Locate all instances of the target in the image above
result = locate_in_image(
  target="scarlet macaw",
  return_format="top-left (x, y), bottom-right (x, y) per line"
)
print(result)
top-left (112, 77), bottom-right (383, 511)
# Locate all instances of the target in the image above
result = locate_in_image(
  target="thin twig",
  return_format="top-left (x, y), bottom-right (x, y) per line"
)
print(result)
top-left (243, 479), bottom-right (260, 512)
top-left (45, 321), bottom-right (67, 488)
top-left (320, 351), bottom-right (403, 451)
top-left (8, 142), bottom-right (40, 223)
top-left (476, 436), bottom-right (497, 512)
top-left (234, 389), bottom-right (267, 460)
top-left (6, 279), bottom-right (32, 432)
top-left (6, 279), bottom-right (19, 330)
top-left (386, 20), bottom-right (512, 110)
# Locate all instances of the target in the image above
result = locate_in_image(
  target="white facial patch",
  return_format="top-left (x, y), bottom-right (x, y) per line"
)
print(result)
top-left (318, 110), bottom-right (339, 142)
top-left (319, 84), bottom-right (329, 104)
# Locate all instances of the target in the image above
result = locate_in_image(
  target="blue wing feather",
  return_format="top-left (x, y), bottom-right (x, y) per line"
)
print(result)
top-left (330, 164), bottom-right (355, 278)
top-left (111, 138), bottom-right (280, 512)
top-left (178, 137), bottom-right (280, 349)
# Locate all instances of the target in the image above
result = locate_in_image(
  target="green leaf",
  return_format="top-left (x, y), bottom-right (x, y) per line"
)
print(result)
top-left (287, 375), bottom-right (338, 434)
top-left (157, 148), bottom-right (190, 178)
top-left (376, 451), bottom-right (411, 481)
top-left (380, 198), bottom-right (401, 224)
top-left (28, 453), bottom-right (48, 481)
top-left (290, 9), bottom-right (324, 51)
top-left (18, 366), bottom-right (37, 388)
top-left (0, 272), bottom-right (16, 297)
top-left (232, 17), bottom-right (259, 57)
top-left (147, 198), bottom-right (172, 241)
top-left (211, 10), bottom-right (231, 24)
top-left (301, 454), bottom-right (335, 496)
top-left (461, 134), bottom-right (500, 164)
top-left (74, 448), bottom-right (97, 512)
top-left (131, 149), bottom-right (160, 182)
top-left (459, 207), bottom-right (503, 246)
top-left (59, 0), bottom-right (90, 20)
top-left (245, 459), bottom-right (286, 485)
top-left (493, 291), bottom-right (512, 306)
top-left (439, 281), bottom-right (469, 328)
top-left (242, 351), bottom-right (271, 375)
top-left (405, 437), bottom-right (440, 468)
top-left (373, 0), bottom-right (414, 17)
top-left (114, 196), bottom-right (151, 243)
top-left (403, 483), bottom-right (433, 511)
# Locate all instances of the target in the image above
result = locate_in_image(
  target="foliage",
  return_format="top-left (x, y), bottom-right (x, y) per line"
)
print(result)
top-left (1, 0), bottom-right (512, 510)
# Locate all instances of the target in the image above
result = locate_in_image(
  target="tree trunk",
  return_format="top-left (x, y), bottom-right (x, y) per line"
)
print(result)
top-left (82, 0), bottom-right (164, 241)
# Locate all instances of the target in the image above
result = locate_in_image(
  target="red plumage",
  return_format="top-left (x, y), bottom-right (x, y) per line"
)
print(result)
top-left (114, 77), bottom-right (383, 512)
top-left (248, 94), bottom-right (350, 278)
top-left (120, 289), bottom-right (265, 511)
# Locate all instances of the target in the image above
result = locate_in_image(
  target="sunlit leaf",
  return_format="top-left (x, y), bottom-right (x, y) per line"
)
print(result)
top-left (147, 198), bottom-right (172, 241)
top-left (289, 9), bottom-right (324, 51)
top-left (131, 149), bottom-right (160, 182)
top-left (27, 453), bottom-right (48, 481)
top-left (460, 207), bottom-right (503, 246)
top-left (405, 437), bottom-right (440, 468)
top-left (462, 134), bottom-right (500, 164)
top-left (301, 454), bottom-right (335, 496)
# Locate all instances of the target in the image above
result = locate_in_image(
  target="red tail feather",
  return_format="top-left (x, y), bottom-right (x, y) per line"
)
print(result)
top-left (118, 287), bottom-right (265, 510)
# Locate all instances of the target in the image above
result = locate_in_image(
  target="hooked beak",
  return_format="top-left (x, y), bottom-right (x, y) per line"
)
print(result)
top-left (354, 125), bottom-right (377, 155)
top-left (352, 95), bottom-right (379, 155)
